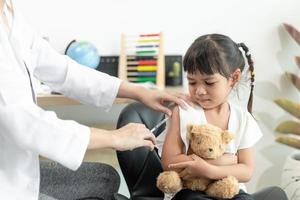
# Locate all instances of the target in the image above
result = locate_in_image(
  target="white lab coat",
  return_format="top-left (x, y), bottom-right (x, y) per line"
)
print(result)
top-left (0, 4), bottom-right (121, 200)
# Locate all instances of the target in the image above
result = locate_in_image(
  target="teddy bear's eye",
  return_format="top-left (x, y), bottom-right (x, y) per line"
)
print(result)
top-left (197, 141), bottom-right (201, 145)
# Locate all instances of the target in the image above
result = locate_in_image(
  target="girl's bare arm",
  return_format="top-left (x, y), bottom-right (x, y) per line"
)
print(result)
top-left (207, 147), bottom-right (255, 182)
top-left (205, 153), bottom-right (237, 166)
top-left (161, 106), bottom-right (192, 171)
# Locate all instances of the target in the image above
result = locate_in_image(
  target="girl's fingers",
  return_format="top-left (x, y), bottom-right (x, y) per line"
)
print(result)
top-left (191, 154), bottom-right (199, 160)
top-left (168, 161), bottom-right (188, 169)
top-left (179, 169), bottom-right (188, 178)
top-left (182, 174), bottom-right (191, 180)
top-left (179, 169), bottom-right (193, 180)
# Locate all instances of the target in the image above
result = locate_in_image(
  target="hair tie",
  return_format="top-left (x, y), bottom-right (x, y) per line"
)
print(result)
top-left (249, 69), bottom-right (255, 76)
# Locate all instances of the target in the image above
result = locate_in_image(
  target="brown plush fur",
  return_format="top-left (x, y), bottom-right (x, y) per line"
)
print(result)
top-left (156, 171), bottom-right (182, 194)
top-left (156, 124), bottom-right (239, 199)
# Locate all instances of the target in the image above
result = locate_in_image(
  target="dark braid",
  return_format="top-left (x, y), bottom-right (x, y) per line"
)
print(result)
top-left (238, 43), bottom-right (255, 113)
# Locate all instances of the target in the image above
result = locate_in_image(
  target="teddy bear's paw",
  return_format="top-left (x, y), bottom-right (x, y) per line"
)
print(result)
top-left (184, 178), bottom-right (211, 191)
top-left (206, 176), bottom-right (239, 199)
top-left (156, 171), bottom-right (183, 194)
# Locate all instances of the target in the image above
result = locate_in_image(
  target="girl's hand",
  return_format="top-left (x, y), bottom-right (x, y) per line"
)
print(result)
top-left (206, 153), bottom-right (237, 166)
top-left (111, 123), bottom-right (156, 151)
top-left (168, 154), bottom-right (211, 180)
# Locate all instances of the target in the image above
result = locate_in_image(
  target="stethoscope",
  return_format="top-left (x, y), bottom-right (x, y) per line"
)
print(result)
top-left (23, 62), bottom-right (37, 104)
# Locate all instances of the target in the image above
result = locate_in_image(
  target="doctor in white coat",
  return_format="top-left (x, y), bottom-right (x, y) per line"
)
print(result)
top-left (0, 1), bottom-right (187, 199)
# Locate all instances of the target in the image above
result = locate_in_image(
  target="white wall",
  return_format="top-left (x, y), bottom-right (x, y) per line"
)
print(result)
top-left (16, 0), bottom-right (300, 194)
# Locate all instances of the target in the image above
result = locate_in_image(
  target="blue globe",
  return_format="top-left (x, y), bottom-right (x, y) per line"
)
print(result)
top-left (65, 40), bottom-right (100, 69)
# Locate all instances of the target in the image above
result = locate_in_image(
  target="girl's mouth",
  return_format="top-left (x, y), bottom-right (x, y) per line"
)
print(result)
top-left (200, 99), bottom-right (210, 102)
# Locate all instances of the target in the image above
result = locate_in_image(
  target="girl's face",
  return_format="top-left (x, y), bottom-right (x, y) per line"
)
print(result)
top-left (187, 71), bottom-right (238, 109)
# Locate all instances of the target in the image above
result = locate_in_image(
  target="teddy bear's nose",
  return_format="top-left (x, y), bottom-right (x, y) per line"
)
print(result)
top-left (209, 148), bottom-right (213, 152)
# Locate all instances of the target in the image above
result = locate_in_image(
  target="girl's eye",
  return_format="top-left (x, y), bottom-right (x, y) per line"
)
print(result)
top-left (188, 82), bottom-right (196, 86)
top-left (205, 81), bottom-right (215, 86)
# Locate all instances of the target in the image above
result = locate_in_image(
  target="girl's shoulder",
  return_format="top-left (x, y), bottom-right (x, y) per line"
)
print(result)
top-left (229, 101), bottom-right (262, 132)
top-left (178, 102), bottom-right (203, 112)
top-left (178, 102), bottom-right (207, 124)
top-left (228, 101), bottom-right (260, 133)
top-left (228, 101), bottom-right (263, 149)
top-left (229, 101), bottom-right (251, 120)
top-left (178, 102), bottom-right (204, 117)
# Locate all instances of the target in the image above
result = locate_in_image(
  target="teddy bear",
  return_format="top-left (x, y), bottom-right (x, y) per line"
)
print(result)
top-left (156, 123), bottom-right (239, 199)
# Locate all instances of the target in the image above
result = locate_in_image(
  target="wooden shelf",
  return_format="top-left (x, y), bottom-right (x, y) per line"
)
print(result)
top-left (37, 94), bottom-right (135, 106)
top-left (37, 86), bottom-right (184, 107)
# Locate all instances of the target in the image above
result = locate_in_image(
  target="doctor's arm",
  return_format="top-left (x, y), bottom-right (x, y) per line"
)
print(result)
top-left (117, 81), bottom-right (185, 116)
top-left (31, 37), bottom-right (184, 115)
top-left (0, 103), bottom-right (155, 171)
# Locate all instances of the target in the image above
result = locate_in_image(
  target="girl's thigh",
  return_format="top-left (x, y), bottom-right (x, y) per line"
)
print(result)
top-left (172, 189), bottom-right (254, 200)
top-left (232, 190), bottom-right (254, 200)
top-left (172, 189), bottom-right (213, 200)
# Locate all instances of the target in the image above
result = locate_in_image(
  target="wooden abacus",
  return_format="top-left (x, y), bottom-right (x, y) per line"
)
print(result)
top-left (118, 32), bottom-right (165, 89)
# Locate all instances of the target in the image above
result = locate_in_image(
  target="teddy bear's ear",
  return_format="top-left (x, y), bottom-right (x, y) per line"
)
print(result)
top-left (222, 130), bottom-right (234, 144)
top-left (187, 124), bottom-right (194, 139)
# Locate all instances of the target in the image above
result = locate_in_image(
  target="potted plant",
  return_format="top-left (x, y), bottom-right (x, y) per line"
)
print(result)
top-left (275, 23), bottom-right (300, 148)
top-left (275, 23), bottom-right (300, 199)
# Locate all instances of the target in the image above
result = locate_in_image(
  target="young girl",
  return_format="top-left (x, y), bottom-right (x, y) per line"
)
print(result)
top-left (158, 34), bottom-right (262, 200)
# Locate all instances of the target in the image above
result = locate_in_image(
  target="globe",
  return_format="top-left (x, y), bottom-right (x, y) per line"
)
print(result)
top-left (65, 40), bottom-right (100, 69)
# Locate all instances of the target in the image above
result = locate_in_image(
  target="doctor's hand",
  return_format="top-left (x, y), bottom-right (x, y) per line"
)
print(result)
top-left (168, 154), bottom-right (211, 180)
top-left (172, 92), bottom-right (193, 107)
top-left (111, 123), bottom-right (156, 151)
top-left (89, 123), bottom-right (156, 151)
top-left (139, 89), bottom-right (188, 116)
top-left (118, 82), bottom-right (187, 116)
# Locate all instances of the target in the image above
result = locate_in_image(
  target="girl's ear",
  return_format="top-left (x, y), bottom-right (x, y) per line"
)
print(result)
top-left (230, 68), bottom-right (241, 87)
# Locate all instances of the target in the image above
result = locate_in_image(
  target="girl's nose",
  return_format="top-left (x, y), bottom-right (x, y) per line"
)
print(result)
top-left (196, 86), bottom-right (206, 95)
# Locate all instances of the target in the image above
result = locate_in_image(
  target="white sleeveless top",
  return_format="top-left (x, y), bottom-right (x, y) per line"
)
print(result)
top-left (156, 101), bottom-right (263, 194)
